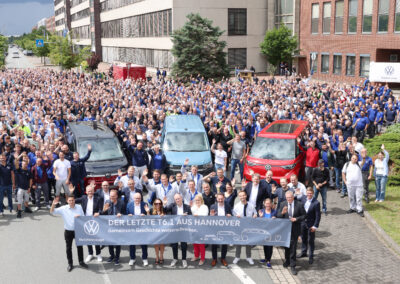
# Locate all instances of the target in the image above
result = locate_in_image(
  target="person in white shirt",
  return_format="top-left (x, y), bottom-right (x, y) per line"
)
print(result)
top-left (374, 144), bottom-right (389, 202)
top-left (211, 141), bottom-right (227, 175)
top-left (113, 167), bottom-right (142, 191)
top-left (143, 173), bottom-right (186, 206)
top-left (233, 190), bottom-right (257, 265)
top-left (181, 158), bottom-right (204, 193)
top-left (191, 194), bottom-right (209, 265)
top-left (288, 174), bottom-right (307, 200)
top-left (183, 180), bottom-right (200, 206)
top-left (342, 154), bottom-right (364, 217)
top-left (53, 152), bottom-right (71, 202)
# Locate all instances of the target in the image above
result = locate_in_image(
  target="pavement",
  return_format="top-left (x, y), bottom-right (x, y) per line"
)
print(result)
top-left (6, 47), bottom-right (36, 69)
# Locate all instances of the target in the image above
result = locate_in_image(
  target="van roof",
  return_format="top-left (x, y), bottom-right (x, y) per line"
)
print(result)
top-left (68, 121), bottom-right (116, 139)
top-left (258, 120), bottom-right (308, 138)
top-left (164, 115), bottom-right (205, 133)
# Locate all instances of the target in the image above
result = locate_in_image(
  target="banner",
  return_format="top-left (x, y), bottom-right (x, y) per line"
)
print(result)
top-left (369, 62), bottom-right (400, 83)
top-left (75, 216), bottom-right (292, 247)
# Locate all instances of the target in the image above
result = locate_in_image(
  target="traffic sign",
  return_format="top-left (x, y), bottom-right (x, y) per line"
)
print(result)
top-left (36, 39), bottom-right (44, 47)
top-left (311, 52), bottom-right (317, 61)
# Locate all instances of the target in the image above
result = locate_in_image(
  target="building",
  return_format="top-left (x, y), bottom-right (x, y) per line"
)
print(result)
top-left (299, 0), bottom-right (400, 83)
top-left (55, 0), bottom-right (303, 73)
top-left (37, 18), bottom-right (47, 29)
top-left (46, 16), bottom-right (56, 33)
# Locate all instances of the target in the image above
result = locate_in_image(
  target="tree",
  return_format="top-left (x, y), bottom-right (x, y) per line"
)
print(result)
top-left (48, 35), bottom-right (90, 70)
top-left (0, 35), bottom-right (7, 68)
top-left (260, 25), bottom-right (298, 70)
top-left (86, 52), bottom-right (101, 71)
top-left (171, 13), bottom-right (229, 80)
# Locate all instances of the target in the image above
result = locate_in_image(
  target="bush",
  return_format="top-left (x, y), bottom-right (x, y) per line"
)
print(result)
top-left (364, 128), bottom-right (400, 186)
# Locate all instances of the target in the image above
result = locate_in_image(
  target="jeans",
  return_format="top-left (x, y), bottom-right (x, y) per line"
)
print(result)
top-left (313, 185), bottom-right (327, 212)
top-left (263, 246), bottom-right (273, 262)
top-left (334, 167), bottom-right (342, 189)
top-left (0, 185), bottom-right (13, 212)
top-left (375, 175), bottom-right (388, 201)
top-left (108, 245), bottom-right (121, 260)
top-left (129, 245), bottom-right (148, 260)
top-left (230, 159), bottom-right (244, 180)
top-left (35, 182), bottom-right (49, 207)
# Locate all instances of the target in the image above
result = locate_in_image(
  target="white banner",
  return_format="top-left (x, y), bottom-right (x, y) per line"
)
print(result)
top-left (369, 62), bottom-right (400, 83)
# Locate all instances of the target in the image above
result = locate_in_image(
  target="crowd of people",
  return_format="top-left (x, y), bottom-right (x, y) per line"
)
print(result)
top-left (0, 68), bottom-right (395, 275)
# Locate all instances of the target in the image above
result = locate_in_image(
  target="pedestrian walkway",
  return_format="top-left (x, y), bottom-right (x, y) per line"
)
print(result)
top-left (292, 189), bottom-right (400, 283)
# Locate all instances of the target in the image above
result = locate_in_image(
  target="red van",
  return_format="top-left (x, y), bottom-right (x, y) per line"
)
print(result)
top-left (243, 120), bottom-right (308, 184)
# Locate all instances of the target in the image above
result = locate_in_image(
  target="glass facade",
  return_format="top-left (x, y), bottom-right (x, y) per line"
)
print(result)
top-left (228, 48), bottom-right (247, 69)
top-left (275, 0), bottom-right (294, 31)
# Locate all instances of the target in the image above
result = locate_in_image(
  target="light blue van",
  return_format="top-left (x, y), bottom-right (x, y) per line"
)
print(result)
top-left (161, 115), bottom-right (213, 175)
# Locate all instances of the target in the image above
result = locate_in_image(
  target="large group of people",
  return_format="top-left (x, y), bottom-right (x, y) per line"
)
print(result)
top-left (0, 68), bottom-right (395, 275)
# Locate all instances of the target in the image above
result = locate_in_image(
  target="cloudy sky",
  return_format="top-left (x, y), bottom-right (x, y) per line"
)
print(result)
top-left (0, 0), bottom-right (54, 36)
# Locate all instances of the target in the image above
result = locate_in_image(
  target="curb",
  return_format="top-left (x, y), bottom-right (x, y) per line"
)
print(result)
top-left (364, 210), bottom-right (400, 257)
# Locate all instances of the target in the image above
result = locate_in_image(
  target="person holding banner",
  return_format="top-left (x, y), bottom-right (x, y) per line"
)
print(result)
top-left (210, 192), bottom-right (232, 267)
top-left (50, 195), bottom-right (87, 272)
top-left (277, 191), bottom-right (306, 275)
top-left (151, 198), bottom-right (166, 265)
top-left (126, 192), bottom-right (150, 267)
top-left (233, 190), bottom-right (257, 265)
top-left (191, 194), bottom-right (209, 266)
top-left (165, 193), bottom-right (192, 268)
top-left (258, 198), bottom-right (277, 268)
top-left (101, 189), bottom-right (126, 265)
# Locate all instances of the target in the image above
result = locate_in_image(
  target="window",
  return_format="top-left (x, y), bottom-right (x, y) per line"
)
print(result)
top-left (346, 55), bottom-right (356, 76)
top-left (321, 54), bottom-right (329, 73)
top-left (275, 0), bottom-right (294, 31)
top-left (348, 0), bottom-right (358, 33)
top-left (249, 138), bottom-right (296, 160)
top-left (378, 0), bottom-right (390, 32)
top-left (396, 0), bottom-right (400, 32)
top-left (311, 3), bottom-right (319, 34)
top-left (228, 48), bottom-right (247, 69)
top-left (360, 55), bottom-right (370, 77)
top-left (228, 9), bottom-right (247, 36)
top-left (363, 0), bottom-right (373, 33)
top-left (335, 1), bottom-right (344, 33)
top-left (310, 53), bottom-right (318, 74)
top-left (323, 2), bottom-right (331, 34)
top-left (333, 54), bottom-right (342, 75)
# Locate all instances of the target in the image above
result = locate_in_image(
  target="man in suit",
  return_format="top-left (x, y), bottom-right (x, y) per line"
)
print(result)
top-left (210, 193), bottom-right (232, 267)
top-left (101, 189), bottom-right (126, 265)
top-left (181, 159), bottom-right (204, 193)
top-left (126, 192), bottom-right (150, 267)
top-left (298, 187), bottom-right (321, 264)
top-left (122, 179), bottom-right (143, 208)
top-left (165, 193), bottom-right (192, 268)
top-left (277, 191), bottom-right (306, 275)
top-left (73, 183), bottom-right (102, 263)
top-left (96, 181), bottom-right (111, 208)
top-left (243, 173), bottom-right (271, 211)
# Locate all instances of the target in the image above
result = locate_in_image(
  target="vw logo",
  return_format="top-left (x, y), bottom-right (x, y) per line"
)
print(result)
top-left (384, 66), bottom-right (394, 76)
top-left (265, 164), bottom-right (271, 170)
top-left (83, 220), bottom-right (100, 236)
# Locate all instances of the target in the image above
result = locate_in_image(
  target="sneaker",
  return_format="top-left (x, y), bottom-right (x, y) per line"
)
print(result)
top-left (0, 212), bottom-right (3, 217)
top-left (259, 259), bottom-right (266, 263)
top-left (375, 199), bottom-right (378, 202)
top-left (182, 260), bottom-right (187, 268)
top-left (232, 257), bottom-right (240, 264)
top-left (96, 255), bottom-right (102, 262)
top-left (129, 259), bottom-right (136, 266)
top-left (143, 259), bottom-right (148, 267)
top-left (33, 207), bottom-right (40, 212)
top-left (85, 255), bottom-right (93, 263)
top-left (17, 210), bottom-right (22, 218)
top-left (346, 209), bottom-right (356, 214)
top-left (24, 207), bottom-right (33, 213)
top-left (246, 258), bottom-right (254, 265)
top-left (358, 211), bottom-right (364, 217)
top-left (199, 260), bottom-right (205, 266)
top-left (266, 262), bottom-right (272, 269)
top-left (114, 259), bottom-right (120, 266)
top-left (106, 257), bottom-right (114, 263)
top-left (379, 200), bottom-right (383, 203)
top-left (46, 205), bottom-right (51, 209)
top-left (170, 259), bottom-right (178, 267)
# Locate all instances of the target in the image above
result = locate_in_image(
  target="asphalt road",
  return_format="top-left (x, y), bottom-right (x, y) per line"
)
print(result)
top-left (6, 47), bottom-right (36, 69)
top-left (0, 190), bottom-right (273, 284)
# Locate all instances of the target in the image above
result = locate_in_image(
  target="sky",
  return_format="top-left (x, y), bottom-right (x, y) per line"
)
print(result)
top-left (0, 0), bottom-right (54, 36)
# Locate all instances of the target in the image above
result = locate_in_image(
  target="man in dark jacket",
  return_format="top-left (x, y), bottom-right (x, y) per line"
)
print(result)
top-left (126, 141), bottom-right (149, 178)
top-left (31, 155), bottom-right (51, 211)
top-left (70, 144), bottom-right (92, 198)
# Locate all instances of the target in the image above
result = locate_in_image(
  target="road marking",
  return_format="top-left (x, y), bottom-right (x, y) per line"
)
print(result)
top-left (229, 264), bottom-right (257, 284)
top-left (98, 262), bottom-right (112, 284)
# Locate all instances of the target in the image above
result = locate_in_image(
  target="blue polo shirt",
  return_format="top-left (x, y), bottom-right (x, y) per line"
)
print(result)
top-left (354, 117), bottom-right (369, 131)
top-left (358, 155), bottom-right (373, 172)
top-left (0, 163), bottom-right (14, 186)
top-left (367, 108), bottom-right (378, 122)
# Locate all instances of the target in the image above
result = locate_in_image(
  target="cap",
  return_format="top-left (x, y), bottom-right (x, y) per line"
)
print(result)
top-left (318, 159), bottom-right (325, 165)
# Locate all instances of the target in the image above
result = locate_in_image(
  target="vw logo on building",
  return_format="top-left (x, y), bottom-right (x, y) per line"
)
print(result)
top-left (83, 220), bottom-right (100, 236)
top-left (265, 164), bottom-right (272, 170)
top-left (384, 65), bottom-right (395, 76)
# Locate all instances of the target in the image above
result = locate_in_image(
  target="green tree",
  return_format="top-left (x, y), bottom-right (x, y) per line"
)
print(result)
top-left (0, 35), bottom-right (7, 68)
top-left (171, 13), bottom-right (229, 80)
top-left (260, 25), bottom-right (298, 71)
top-left (48, 35), bottom-right (90, 69)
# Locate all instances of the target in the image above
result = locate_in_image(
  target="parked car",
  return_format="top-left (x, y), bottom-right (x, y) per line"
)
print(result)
top-left (12, 51), bottom-right (19, 58)
top-left (161, 115), bottom-right (213, 175)
top-left (243, 120), bottom-right (308, 184)
top-left (66, 121), bottom-right (129, 189)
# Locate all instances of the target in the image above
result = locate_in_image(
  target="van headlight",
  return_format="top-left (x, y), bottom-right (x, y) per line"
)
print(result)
top-left (281, 163), bottom-right (296, 170)
top-left (204, 162), bottom-right (213, 169)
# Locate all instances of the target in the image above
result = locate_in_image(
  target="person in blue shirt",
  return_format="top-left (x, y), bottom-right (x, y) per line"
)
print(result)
top-left (70, 144), bottom-right (92, 198)
top-left (359, 148), bottom-right (373, 203)
top-left (352, 111), bottom-right (369, 143)
top-left (375, 108), bottom-right (384, 134)
top-left (258, 198), bottom-right (277, 268)
top-left (149, 144), bottom-right (167, 174)
top-left (367, 104), bottom-right (378, 138)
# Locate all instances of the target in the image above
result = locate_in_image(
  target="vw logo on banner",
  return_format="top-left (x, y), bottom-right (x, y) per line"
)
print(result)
top-left (384, 65), bottom-right (395, 76)
top-left (83, 220), bottom-right (100, 236)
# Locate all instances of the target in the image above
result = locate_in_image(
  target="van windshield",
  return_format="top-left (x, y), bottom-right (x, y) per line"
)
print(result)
top-left (163, 132), bottom-right (209, 152)
top-left (77, 138), bottom-right (125, 161)
top-left (250, 137), bottom-right (296, 160)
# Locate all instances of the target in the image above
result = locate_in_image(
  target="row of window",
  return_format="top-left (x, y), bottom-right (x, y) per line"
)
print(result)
top-left (55, 18), bottom-right (65, 27)
top-left (312, 0), bottom-right (400, 34)
top-left (102, 46), bottom-right (173, 68)
top-left (71, 8), bottom-right (90, 22)
top-left (71, 25), bottom-right (90, 40)
top-left (71, 0), bottom-right (88, 8)
top-left (101, 0), bottom-right (145, 12)
top-left (101, 9), bottom-right (172, 38)
top-left (55, 6), bottom-right (65, 16)
top-left (54, 0), bottom-right (63, 6)
top-left (310, 53), bottom-right (370, 77)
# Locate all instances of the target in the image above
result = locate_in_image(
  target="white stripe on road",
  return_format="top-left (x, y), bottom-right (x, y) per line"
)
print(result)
top-left (98, 262), bottom-right (112, 284)
top-left (229, 264), bottom-right (257, 284)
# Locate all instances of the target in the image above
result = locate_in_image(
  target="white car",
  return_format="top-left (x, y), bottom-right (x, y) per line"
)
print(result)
top-left (12, 52), bottom-right (19, 58)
